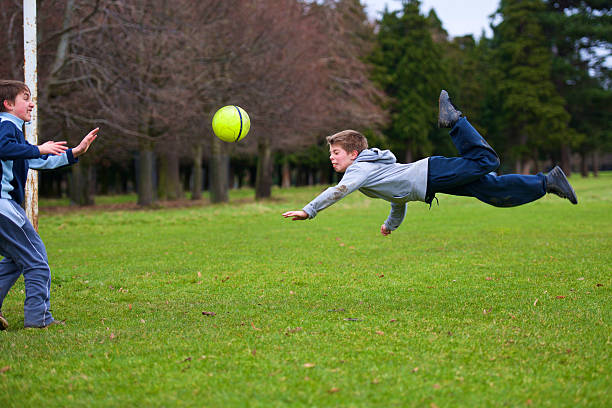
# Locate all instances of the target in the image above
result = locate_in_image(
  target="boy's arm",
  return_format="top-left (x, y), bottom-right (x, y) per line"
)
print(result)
top-left (384, 202), bottom-right (407, 231)
top-left (282, 164), bottom-right (369, 221)
top-left (0, 122), bottom-right (41, 160)
top-left (28, 128), bottom-right (98, 170)
top-left (28, 149), bottom-right (76, 170)
top-left (301, 165), bottom-right (369, 219)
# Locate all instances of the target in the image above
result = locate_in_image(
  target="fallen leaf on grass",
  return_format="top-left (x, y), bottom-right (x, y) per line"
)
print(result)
top-left (251, 322), bottom-right (261, 331)
top-left (285, 327), bottom-right (303, 335)
top-left (0, 366), bottom-right (9, 373)
top-left (390, 319), bottom-right (398, 323)
top-left (344, 318), bottom-right (360, 321)
top-left (328, 387), bottom-right (340, 393)
top-left (202, 311), bottom-right (216, 316)
top-left (375, 331), bottom-right (384, 335)
top-left (556, 296), bottom-right (566, 299)
top-left (486, 277), bottom-right (493, 281)
top-left (412, 367), bottom-right (419, 373)
top-left (371, 378), bottom-right (380, 384)
top-left (221, 276), bottom-right (230, 283)
top-left (109, 333), bottom-right (116, 340)
top-left (128, 304), bottom-right (132, 311)
top-left (533, 298), bottom-right (539, 306)
top-left (433, 383), bottom-right (441, 389)
top-left (303, 363), bottom-right (315, 368)
top-left (596, 283), bottom-right (603, 287)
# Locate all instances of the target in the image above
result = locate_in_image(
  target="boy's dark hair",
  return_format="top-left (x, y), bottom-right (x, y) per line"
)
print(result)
top-left (0, 80), bottom-right (30, 112)
top-left (326, 130), bottom-right (368, 154)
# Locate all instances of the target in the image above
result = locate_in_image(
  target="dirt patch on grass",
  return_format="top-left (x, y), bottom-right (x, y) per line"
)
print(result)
top-left (40, 196), bottom-right (286, 215)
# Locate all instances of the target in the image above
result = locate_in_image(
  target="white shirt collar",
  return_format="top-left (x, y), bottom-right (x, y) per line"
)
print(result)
top-left (0, 112), bottom-right (25, 129)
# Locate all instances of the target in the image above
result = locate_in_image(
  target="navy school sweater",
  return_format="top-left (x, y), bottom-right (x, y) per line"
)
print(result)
top-left (0, 112), bottom-right (77, 206)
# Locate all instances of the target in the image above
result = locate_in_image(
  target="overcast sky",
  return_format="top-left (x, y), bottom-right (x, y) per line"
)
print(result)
top-left (363, 0), bottom-right (500, 39)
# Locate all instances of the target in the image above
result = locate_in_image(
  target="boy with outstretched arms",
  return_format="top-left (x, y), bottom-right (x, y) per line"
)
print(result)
top-left (0, 80), bottom-right (98, 330)
top-left (282, 90), bottom-right (577, 235)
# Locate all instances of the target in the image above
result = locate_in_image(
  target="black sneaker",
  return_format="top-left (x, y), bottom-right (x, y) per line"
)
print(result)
top-left (546, 166), bottom-right (578, 204)
top-left (438, 90), bottom-right (462, 128)
top-left (0, 312), bottom-right (8, 331)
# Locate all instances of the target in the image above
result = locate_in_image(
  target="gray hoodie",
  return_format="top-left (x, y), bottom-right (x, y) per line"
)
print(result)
top-left (302, 148), bottom-right (429, 230)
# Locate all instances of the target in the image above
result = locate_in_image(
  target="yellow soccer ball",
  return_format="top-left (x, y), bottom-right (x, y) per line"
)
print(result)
top-left (211, 105), bottom-right (251, 143)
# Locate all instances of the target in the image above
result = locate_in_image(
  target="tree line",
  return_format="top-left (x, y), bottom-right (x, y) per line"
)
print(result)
top-left (1, 0), bottom-right (609, 206)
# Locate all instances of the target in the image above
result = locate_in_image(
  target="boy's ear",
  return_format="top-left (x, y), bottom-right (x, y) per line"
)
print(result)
top-left (2, 99), bottom-right (13, 111)
top-left (350, 150), bottom-right (359, 160)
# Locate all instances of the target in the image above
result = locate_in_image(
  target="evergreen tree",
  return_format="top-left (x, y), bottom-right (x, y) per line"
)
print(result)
top-left (424, 9), bottom-right (499, 158)
top-left (370, 0), bottom-right (446, 162)
top-left (542, 0), bottom-right (612, 176)
top-left (424, 9), bottom-right (457, 157)
top-left (492, 0), bottom-right (571, 174)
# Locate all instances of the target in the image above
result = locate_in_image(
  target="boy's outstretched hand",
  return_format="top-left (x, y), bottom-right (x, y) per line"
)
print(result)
top-left (72, 128), bottom-right (99, 158)
top-left (282, 210), bottom-right (308, 221)
top-left (380, 224), bottom-right (391, 236)
top-left (38, 141), bottom-right (68, 156)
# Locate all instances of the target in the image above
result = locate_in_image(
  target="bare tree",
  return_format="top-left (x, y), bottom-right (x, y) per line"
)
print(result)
top-left (1, 0), bottom-right (107, 205)
top-left (0, 0), bottom-right (385, 206)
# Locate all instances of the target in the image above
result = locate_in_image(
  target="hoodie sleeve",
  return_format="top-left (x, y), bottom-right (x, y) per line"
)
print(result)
top-left (384, 202), bottom-right (407, 231)
top-left (302, 163), bottom-right (369, 219)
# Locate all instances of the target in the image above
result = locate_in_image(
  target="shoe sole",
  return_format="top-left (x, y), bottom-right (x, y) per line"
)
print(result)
top-left (552, 167), bottom-right (578, 204)
top-left (438, 90), bottom-right (462, 128)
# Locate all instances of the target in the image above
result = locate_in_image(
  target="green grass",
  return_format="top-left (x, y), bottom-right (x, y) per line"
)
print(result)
top-left (1, 173), bottom-right (611, 407)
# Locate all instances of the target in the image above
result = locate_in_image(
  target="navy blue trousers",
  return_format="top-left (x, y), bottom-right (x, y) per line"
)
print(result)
top-left (426, 117), bottom-right (546, 207)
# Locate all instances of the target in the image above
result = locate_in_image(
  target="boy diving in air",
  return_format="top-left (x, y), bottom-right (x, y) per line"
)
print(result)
top-left (282, 90), bottom-right (577, 235)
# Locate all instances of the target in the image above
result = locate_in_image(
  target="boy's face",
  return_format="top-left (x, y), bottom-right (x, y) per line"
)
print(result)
top-left (329, 143), bottom-right (358, 173)
top-left (4, 90), bottom-right (34, 122)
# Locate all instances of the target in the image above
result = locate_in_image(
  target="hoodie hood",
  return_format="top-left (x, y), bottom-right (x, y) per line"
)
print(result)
top-left (355, 148), bottom-right (397, 164)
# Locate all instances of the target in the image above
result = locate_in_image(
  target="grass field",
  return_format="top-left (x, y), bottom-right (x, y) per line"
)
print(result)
top-left (1, 173), bottom-right (610, 407)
